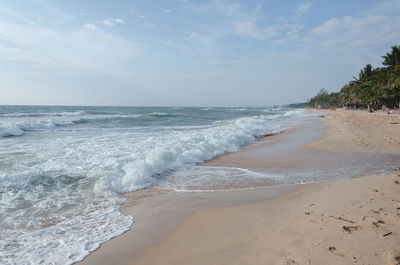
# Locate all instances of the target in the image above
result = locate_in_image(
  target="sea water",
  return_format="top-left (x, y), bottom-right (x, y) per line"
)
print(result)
top-left (0, 105), bottom-right (312, 264)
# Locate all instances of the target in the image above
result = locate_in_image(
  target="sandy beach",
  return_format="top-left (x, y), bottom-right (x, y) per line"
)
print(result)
top-left (78, 109), bottom-right (400, 265)
top-left (2, 2), bottom-right (400, 264)
top-left (306, 109), bottom-right (400, 155)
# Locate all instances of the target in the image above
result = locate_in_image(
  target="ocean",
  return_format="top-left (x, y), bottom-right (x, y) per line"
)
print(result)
top-left (0, 105), bottom-right (311, 265)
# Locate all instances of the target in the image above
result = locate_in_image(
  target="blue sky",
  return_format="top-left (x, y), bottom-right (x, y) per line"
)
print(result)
top-left (0, 0), bottom-right (399, 106)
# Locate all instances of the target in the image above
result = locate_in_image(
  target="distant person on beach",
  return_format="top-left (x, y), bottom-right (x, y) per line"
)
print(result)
top-left (368, 103), bottom-right (373, 113)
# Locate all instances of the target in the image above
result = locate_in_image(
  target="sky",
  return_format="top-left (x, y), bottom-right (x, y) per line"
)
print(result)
top-left (0, 0), bottom-right (399, 107)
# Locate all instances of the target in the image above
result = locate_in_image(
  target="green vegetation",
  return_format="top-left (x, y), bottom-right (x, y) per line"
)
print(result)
top-left (309, 45), bottom-right (400, 109)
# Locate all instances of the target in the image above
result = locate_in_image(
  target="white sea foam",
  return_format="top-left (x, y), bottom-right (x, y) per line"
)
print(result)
top-left (72, 114), bottom-right (143, 123)
top-left (149, 112), bottom-right (168, 117)
top-left (0, 118), bottom-right (75, 137)
top-left (94, 115), bottom-right (283, 193)
top-left (0, 192), bottom-right (132, 265)
top-left (0, 124), bottom-right (25, 137)
top-left (0, 107), bottom-right (310, 265)
top-left (0, 113), bottom-right (144, 137)
top-left (283, 109), bottom-right (304, 117)
top-left (0, 111), bottom-right (87, 137)
top-left (161, 166), bottom-right (284, 191)
top-left (0, 111), bottom-right (86, 118)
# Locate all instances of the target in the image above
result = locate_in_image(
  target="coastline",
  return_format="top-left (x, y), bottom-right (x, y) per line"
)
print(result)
top-left (77, 109), bottom-right (400, 265)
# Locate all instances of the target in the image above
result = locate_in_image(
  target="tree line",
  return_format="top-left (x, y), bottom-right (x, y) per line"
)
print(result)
top-left (309, 45), bottom-right (400, 109)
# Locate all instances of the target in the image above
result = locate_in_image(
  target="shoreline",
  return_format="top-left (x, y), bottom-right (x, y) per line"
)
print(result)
top-left (77, 184), bottom-right (301, 265)
top-left (77, 109), bottom-right (400, 265)
top-left (77, 116), bottom-right (315, 265)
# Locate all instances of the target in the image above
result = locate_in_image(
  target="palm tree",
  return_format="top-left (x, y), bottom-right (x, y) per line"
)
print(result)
top-left (359, 64), bottom-right (373, 81)
top-left (382, 45), bottom-right (400, 67)
top-left (382, 46), bottom-right (400, 107)
top-left (386, 65), bottom-right (400, 108)
top-left (309, 45), bottom-right (400, 109)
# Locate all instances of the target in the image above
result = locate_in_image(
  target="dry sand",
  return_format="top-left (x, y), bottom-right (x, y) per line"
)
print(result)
top-left (306, 109), bottom-right (400, 155)
top-left (78, 109), bottom-right (400, 265)
top-left (133, 174), bottom-right (400, 265)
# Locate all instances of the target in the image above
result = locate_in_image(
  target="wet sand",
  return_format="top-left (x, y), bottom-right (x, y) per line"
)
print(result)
top-left (77, 184), bottom-right (299, 265)
top-left (77, 109), bottom-right (400, 265)
top-left (204, 115), bottom-right (399, 182)
top-left (132, 174), bottom-right (400, 265)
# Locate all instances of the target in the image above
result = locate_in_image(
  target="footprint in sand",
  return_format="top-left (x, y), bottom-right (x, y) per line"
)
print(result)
top-left (327, 246), bottom-right (347, 258)
top-left (372, 220), bottom-right (385, 227)
top-left (369, 209), bottom-right (380, 216)
top-left (328, 246), bottom-right (336, 252)
top-left (342, 225), bottom-right (362, 233)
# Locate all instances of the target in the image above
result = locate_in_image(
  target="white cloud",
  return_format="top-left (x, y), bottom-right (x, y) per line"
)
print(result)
top-left (0, 10), bottom-right (138, 76)
top-left (185, 31), bottom-right (201, 40)
top-left (214, 1), bottom-right (244, 17)
top-left (179, 0), bottom-right (306, 54)
top-left (0, 5), bottom-right (40, 27)
top-left (306, 13), bottom-right (400, 67)
top-left (186, 1), bottom-right (259, 20)
top-left (84, 23), bottom-right (97, 30)
top-left (101, 17), bottom-right (125, 27)
top-left (114, 18), bottom-right (124, 24)
top-left (137, 15), bottom-right (146, 19)
top-left (181, 30), bottom-right (223, 58)
top-left (102, 19), bottom-right (114, 27)
top-left (275, 2), bottom-right (313, 23)
top-left (234, 21), bottom-right (303, 41)
top-left (295, 2), bottom-right (313, 17)
top-left (164, 9), bottom-right (171, 13)
top-left (286, 25), bottom-right (304, 39)
top-left (312, 15), bottom-right (400, 50)
top-left (234, 21), bottom-right (269, 40)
